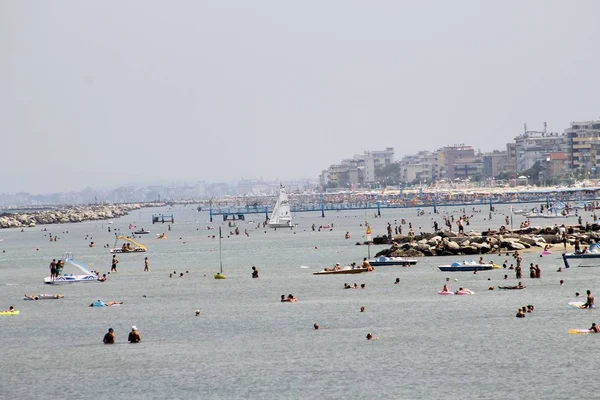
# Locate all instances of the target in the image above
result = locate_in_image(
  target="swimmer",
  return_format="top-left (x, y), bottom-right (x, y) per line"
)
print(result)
top-left (590, 323), bottom-right (600, 333)
top-left (314, 323), bottom-right (319, 330)
top-left (195, 310), bottom-right (200, 316)
top-left (360, 306), bottom-right (365, 312)
top-left (366, 333), bottom-right (379, 340)
top-left (394, 278), bottom-right (400, 284)
top-left (441, 284), bottom-right (450, 292)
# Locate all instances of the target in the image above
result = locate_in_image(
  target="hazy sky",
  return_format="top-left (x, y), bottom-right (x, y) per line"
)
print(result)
top-left (2, 1), bottom-right (599, 193)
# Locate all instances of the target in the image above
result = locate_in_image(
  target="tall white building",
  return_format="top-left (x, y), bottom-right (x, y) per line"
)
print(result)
top-left (514, 127), bottom-right (568, 172)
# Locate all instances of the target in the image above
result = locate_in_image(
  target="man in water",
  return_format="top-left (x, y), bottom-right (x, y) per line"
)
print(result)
top-left (128, 326), bottom-right (141, 343)
top-left (49, 259), bottom-right (57, 280)
top-left (590, 323), bottom-right (600, 333)
top-left (251, 266), bottom-right (258, 278)
top-left (144, 257), bottom-right (149, 272)
top-left (103, 328), bottom-right (115, 344)
top-left (111, 255), bottom-right (119, 272)
top-left (582, 290), bottom-right (595, 308)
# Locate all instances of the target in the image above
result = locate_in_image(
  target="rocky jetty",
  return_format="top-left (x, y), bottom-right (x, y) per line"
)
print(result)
top-left (370, 224), bottom-right (600, 258)
top-left (0, 203), bottom-right (162, 229)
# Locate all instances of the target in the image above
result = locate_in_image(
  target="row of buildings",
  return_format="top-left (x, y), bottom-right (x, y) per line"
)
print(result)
top-left (319, 119), bottom-right (600, 188)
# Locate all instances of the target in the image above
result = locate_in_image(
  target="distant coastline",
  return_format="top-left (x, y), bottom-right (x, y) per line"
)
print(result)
top-left (0, 203), bottom-right (165, 229)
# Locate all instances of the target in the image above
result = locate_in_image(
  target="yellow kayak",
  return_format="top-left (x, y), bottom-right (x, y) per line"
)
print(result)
top-left (0, 310), bottom-right (20, 316)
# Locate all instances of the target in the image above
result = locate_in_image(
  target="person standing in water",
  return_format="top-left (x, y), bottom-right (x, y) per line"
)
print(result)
top-left (111, 255), bottom-right (119, 272)
top-left (144, 257), bottom-right (149, 272)
top-left (128, 326), bottom-right (141, 343)
top-left (251, 266), bottom-right (258, 278)
top-left (103, 328), bottom-right (115, 344)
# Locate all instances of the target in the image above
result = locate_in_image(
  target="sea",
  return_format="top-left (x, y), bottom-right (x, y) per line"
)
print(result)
top-left (1, 203), bottom-right (598, 400)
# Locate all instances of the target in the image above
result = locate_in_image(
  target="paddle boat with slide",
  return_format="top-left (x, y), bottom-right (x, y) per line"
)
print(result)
top-left (110, 236), bottom-right (147, 253)
top-left (562, 243), bottom-right (600, 268)
top-left (44, 253), bottom-right (98, 284)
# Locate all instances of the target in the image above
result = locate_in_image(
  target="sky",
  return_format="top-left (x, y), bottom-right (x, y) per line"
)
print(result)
top-left (2, 0), bottom-right (600, 193)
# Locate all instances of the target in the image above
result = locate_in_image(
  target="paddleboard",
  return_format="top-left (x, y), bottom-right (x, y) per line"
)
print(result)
top-left (0, 310), bottom-right (20, 316)
top-left (568, 302), bottom-right (594, 309)
top-left (438, 291), bottom-right (454, 295)
top-left (569, 329), bottom-right (592, 335)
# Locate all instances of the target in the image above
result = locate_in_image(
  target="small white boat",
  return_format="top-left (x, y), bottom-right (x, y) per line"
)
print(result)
top-left (367, 256), bottom-right (417, 266)
top-left (438, 260), bottom-right (495, 272)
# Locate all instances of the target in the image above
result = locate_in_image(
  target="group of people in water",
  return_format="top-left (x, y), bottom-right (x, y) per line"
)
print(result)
top-left (103, 326), bottom-right (141, 344)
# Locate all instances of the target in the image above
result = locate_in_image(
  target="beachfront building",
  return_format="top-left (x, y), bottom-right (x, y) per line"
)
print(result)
top-left (540, 152), bottom-right (570, 184)
top-left (319, 148), bottom-right (395, 188)
top-left (514, 127), bottom-right (569, 172)
top-left (565, 120), bottom-right (600, 176)
top-left (437, 145), bottom-right (475, 180)
top-left (398, 151), bottom-right (438, 184)
top-left (482, 150), bottom-right (509, 179)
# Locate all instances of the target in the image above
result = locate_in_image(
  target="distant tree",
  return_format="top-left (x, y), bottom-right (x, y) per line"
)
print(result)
top-left (519, 161), bottom-right (543, 185)
top-left (375, 163), bottom-right (401, 186)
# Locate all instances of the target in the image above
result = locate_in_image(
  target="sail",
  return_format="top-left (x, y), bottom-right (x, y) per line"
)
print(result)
top-left (268, 186), bottom-right (292, 227)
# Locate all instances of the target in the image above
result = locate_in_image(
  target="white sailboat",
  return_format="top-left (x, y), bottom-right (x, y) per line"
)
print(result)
top-left (268, 186), bottom-right (294, 228)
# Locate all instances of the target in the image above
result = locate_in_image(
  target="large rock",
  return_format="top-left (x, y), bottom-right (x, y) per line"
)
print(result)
top-left (445, 240), bottom-right (460, 251)
top-left (502, 240), bottom-right (526, 250)
top-left (398, 248), bottom-right (425, 258)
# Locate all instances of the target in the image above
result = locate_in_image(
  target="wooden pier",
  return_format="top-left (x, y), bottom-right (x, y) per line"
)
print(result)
top-left (152, 213), bottom-right (175, 224)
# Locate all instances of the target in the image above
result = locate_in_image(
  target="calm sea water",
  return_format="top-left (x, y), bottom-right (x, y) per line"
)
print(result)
top-left (1, 204), bottom-right (597, 399)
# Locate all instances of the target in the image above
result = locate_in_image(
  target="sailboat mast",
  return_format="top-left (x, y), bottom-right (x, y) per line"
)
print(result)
top-left (219, 226), bottom-right (223, 273)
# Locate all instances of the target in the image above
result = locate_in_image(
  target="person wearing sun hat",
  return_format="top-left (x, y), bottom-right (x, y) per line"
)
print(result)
top-left (128, 326), bottom-right (141, 343)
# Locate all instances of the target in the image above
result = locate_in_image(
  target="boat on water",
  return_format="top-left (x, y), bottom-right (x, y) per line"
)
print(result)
top-left (313, 267), bottom-right (369, 275)
top-left (438, 260), bottom-right (495, 272)
top-left (44, 253), bottom-right (98, 284)
top-left (110, 236), bottom-right (147, 253)
top-left (267, 186), bottom-right (294, 229)
top-left (524, 205), bottom-right (569, 219)
top-left (367, 256), bottom-right (417, 267)
top-left (563, 243), bottom-right (600, 267)
top-left (133, 229), bottom-right (150, 235)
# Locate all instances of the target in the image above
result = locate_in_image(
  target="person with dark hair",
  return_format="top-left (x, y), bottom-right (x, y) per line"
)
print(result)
top-left (103, 328), bottom-right (115, 344)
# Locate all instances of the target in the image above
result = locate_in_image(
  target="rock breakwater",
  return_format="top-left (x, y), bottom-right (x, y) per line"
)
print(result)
top-left (370, 224), bottom-right (600, 258)
top-left (0, 203), bottom-right (162, 229)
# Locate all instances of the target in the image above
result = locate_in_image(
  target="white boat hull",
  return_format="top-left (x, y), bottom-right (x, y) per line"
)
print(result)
top-left (44, 275), bottom-right (98, 284)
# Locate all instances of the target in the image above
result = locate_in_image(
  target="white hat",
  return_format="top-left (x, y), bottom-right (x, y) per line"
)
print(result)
top-left (132, 326), bottom-right (137, 330)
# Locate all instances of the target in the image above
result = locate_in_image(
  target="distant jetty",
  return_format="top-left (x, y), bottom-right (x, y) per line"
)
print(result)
top-left (0, 203), bottom-right (165, 229)
top-left (370, 225), bottom-right (600, 258)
